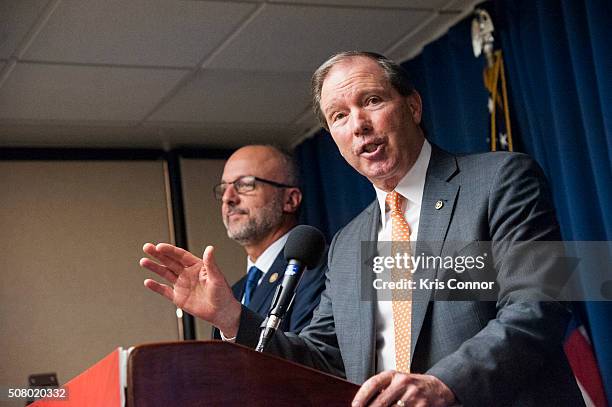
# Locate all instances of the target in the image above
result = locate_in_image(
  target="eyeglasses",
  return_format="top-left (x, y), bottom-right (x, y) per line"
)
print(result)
top-left (213, 175), bottom-right (296, 200)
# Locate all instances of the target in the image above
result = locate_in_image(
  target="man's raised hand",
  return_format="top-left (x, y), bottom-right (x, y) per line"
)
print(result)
top-left (139, 243), bottom-right (242, 337)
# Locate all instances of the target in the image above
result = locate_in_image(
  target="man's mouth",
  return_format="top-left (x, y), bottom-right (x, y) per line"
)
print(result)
top-left (357, 139), bottom-right (385, 156)
top-left (226, 209), bottom-right (248, 219)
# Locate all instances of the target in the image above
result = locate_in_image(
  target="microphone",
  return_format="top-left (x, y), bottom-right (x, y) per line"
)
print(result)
top-left (255, 225), bottom-right (325, 352)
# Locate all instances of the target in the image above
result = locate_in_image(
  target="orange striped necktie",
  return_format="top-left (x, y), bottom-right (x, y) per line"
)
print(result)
top-left (385, 190), bottom-right (413, 373)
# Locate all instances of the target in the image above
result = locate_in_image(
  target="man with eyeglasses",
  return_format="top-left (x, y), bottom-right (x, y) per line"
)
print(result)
top-left (208, 144), bottom-right (326, 336)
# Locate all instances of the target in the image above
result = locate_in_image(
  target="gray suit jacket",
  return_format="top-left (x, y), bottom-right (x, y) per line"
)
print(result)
top-left (237, 146), bottom-right (584, 406)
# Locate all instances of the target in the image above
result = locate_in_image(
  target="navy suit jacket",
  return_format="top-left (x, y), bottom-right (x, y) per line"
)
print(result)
top-left (213, 246), bottom-right (327, 338)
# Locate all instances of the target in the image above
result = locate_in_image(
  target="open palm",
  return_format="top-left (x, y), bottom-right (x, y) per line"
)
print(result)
top-left (140, 243), bottom-right (240, 332)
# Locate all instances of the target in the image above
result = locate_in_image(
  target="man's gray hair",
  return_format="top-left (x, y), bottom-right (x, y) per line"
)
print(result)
top-left (262, 144), bottom-right (301, 218)
top-left (273, 146), bottom-right (300, 187)
top-left (252, 144), bottom-right (299, 187)
top-left (310, 51), bottom-right (416, 130)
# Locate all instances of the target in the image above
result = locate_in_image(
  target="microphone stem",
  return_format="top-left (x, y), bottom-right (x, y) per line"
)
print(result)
top-left (255, 315), bottom-right (281, 352)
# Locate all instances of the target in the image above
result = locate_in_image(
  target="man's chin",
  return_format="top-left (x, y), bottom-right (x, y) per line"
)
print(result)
top-left (227, 226), bottom-right (252, 244)
top-left (361, 163), bottom-right (393, 182)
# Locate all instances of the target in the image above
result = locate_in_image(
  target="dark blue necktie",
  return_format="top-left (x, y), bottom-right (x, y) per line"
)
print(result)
top-left (243, 266), bottom-right (262, 307)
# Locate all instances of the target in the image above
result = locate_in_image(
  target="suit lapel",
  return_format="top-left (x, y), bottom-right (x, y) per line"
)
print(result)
top-left (248, 252), bottom-right (287, 315)
top-left (232, 276), bottom-right (247, 302)
top-left (411, 146), bottom-right (459, 361)
top-left (358, 201), bottom-right (379, 380)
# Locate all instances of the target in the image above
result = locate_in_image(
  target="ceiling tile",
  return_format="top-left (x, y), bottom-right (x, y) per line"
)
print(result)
top-left (159, 123), bottom-right (304, 148)
top-left (0, 0), bottom-right (50, 59)
top-left (0, 0), bottom-right (479, 148)
top-left (0, 121), bottom-right (306, 149)
top-left (445, 0), bottom-right (482, 12)
top-left (0, 63), bottom-right (188, 121)
top-left (23, 0), bottom-right (257, 67)
top-left (0, 122), bottom-right (158, 148)
top-left (294, 110), bottom-right (319, 128)
top-left (267, 0), bottom-right (450, 9)
top-left (387, 12), bottom-right (463, 62)
top-left (206, 3), bottom-right (432, 72)
top-left (149, 69), bottom-right (311, 124)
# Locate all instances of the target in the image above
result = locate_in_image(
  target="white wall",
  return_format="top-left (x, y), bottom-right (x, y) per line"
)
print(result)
top-left (180, 158), bottom-right (245, 339)
top-left (0, 160), bottom-right (178, 404)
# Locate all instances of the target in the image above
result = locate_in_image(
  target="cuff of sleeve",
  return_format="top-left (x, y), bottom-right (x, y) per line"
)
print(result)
top-left (236, 305), bottom-right (266, 348)
top-left (427, 363), bottom-right (468, 406)
top-left (219, 330), bottom-right (236, 342)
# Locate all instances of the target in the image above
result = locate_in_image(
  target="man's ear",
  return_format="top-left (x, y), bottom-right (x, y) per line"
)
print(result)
top-left (407, 91), bottom-right (423, 125)
top-left (283, 188), bottom-right (302, 214)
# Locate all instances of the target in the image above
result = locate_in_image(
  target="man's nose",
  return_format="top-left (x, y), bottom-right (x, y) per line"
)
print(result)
top-left (222, 184), bottom-right (240, 204)
top-left (350, 109), bottom-right (372, 136)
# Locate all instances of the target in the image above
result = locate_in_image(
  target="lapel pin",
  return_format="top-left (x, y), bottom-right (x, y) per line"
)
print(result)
top-left (435, 200), bottom-right (444, 210)
top-left (269, 272), bottom-right (279, 283)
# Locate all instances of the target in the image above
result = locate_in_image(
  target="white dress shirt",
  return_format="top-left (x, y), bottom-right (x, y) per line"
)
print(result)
top-left (373, 140), bottom-right (431, 372)
top-left (242, 231), bottom-right (290, 304)
top-left (220, 229), bottom-right (291, 340)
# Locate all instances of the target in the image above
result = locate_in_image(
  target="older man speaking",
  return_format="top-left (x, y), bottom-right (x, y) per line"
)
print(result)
top-left (140, 52), bottom-right (583, 407)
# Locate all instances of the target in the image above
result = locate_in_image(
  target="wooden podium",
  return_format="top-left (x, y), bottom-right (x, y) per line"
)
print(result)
top-left (33, 341), bottom-right (359, 406)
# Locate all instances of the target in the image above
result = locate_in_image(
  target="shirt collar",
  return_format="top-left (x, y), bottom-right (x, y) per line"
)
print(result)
top-left (246, 229), bottom-right (292, 275)
top-left (374, 139), bottom-right (431, 228)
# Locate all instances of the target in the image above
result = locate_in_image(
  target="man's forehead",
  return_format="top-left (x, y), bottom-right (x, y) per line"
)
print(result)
top-left (326, 57), bottom-right (382, 79)
top-left (222, 148), bottom-right (280, 179)
top-left (321, 58), bottom-right (388, 105)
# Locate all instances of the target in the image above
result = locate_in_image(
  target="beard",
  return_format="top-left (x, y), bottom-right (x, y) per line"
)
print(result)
top-left (224, 193), bottom-right (285, 245)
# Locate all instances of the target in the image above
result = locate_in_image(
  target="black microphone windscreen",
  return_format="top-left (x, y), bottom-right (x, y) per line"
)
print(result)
top-left (284, 225), bottom-right (326, 269)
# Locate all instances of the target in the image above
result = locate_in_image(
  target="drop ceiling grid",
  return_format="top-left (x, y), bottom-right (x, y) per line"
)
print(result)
top-left (0, 63), bottom-right (188, 121)
top-left (195, 0), bottom-right (454, 11)
top-left (148, 69), bottom-right (312, 124)
top-left (155, 123), bottom-right (305, 147)
top-left (0, 0), bottom-right (51, 59)
top-left (21, 0), bottom-right (259, 68)
top-left (0, 0), bottom-right (482, 148)
top-left (203, 3), bottom-right (433, 72)
top-left (145, 2), bottom-right (434, 126)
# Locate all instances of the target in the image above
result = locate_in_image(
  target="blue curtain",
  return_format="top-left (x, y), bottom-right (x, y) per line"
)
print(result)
top-left (295, 0), bottom-right (611, 400)
top-left (296, 130), bottom-right (374, 241)
top-left (495, 0), bottom-right (612, 401)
